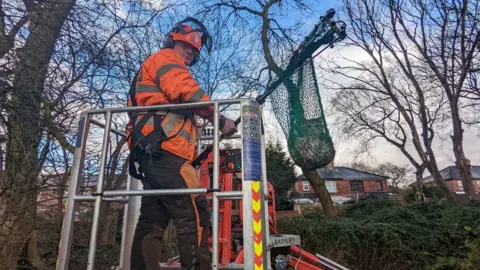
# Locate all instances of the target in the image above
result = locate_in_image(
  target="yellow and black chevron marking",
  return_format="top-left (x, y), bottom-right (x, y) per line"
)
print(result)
top-left (252, 181), bottom-right (263, 270)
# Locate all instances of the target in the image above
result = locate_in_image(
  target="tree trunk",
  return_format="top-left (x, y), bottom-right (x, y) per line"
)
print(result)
top-left (99, 201), bottom-right (113, 244)
top-left (56, 175), bottom-right (69, 225)
top-left (455, 155), bottom-right (480, 201)
top-left (390, 92), bottom-right (454, 202)
top-left (415, 169), bottom-right (425, 202)
top-left (17, 228), bottom-right (47, 269)
top-left (301, 169), bottom-right (337, 217)
top-left (108, 209), bottom-right (120, 245)
top-left (0, 1), bottom-right (75, 266)
top-left (427, 165), bottom-right (456, 202)
top-left (451, 105), bottom-right (480, 201)
top-left (26, 230), bottom-right (47, 270)
top-left (0, 191), bottom-right (38, 269)
top-left (419, 114), bottom-right (455, 201)
top-left (424, 160), bottom-right (456, 202)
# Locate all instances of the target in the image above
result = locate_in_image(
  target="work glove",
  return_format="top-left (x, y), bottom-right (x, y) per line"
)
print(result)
top-left (220, 116), bottom-right (237, 137)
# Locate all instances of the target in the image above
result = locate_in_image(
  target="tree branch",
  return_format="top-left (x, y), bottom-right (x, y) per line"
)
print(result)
top-left (42, 99), bottom-right (74, 153)
top-left (8, 15), bottom-right (28, 39)
top-left (261, 12), bottom-right (282, 74)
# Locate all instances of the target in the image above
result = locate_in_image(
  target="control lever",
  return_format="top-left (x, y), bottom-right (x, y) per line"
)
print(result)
top-left (192, 117), bottom-right (241, 169)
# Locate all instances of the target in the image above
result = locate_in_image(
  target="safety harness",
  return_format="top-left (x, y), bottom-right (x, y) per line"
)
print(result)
top-left (127, 70), bottom-right (192, 179)
top-left (127, 71), bottom-right (162, 179)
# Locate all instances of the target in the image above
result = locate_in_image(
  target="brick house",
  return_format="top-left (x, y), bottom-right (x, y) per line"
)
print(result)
top-left (422, 165), bottom-right (480, 193)
top-left (295, 163), bottom-right (389, 197)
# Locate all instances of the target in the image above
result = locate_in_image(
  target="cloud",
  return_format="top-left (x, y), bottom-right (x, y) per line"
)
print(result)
top-left (144, 0), bottom-right (168, 10)
top-left (310, 43), bottom-right (480, 180)
top-left (69, 22), bottom-right (480, 182)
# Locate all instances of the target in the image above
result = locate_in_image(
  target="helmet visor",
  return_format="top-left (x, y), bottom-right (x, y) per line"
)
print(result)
top-left (176, 17), bottom-right (212, 53)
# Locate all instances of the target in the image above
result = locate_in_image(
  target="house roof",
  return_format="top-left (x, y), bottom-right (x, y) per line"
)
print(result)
top-left (423, 165), bottom-right (480, 182)
top-left (297, 166), bottom-right (388, 181)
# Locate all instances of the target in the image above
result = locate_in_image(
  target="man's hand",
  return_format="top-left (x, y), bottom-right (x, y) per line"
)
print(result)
top-left (220, 118), bottom-right (237, 137)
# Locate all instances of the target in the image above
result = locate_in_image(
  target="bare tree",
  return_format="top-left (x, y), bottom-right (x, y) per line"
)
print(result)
top-left (463, 70), bottom-right (480, 126)
top-left (354, 1), bottom-right (480, 200)
top-left (387, 0), bottom-right (480, 201)
top-left (191, 13), bottom-right (262, 100)
top-left (330, 71), bottom-right (432, 201)
top-left (326, 0), bottom-right (465, 202)
top-left (0, 1), bottom-right (77, 267)
top-left (0, 0), bottom-right (173, 266)
top-left (197, 0), bottom-right (339, 217)
top-left (463, 46), bottom-right (480, 125)
top-left (376, 162), bottom-right (408, 194)
top-left (0, 0), bottom-right (300, 265)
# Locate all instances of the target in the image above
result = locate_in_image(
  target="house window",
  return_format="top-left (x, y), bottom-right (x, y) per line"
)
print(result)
top-left (303, 181), bottom-right (310, 191)
top-left (350, 181), bottom-right (364, 192)
top-left (376, 181), bottom-right (383, 191)
top-left (458, 180), bottom-right (464, 191)
top-left (326, 181), bottom-right (337, 193)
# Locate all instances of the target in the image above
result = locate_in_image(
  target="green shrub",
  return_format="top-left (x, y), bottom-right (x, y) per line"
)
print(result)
top-left (37, 210), bottom-right (122, 269)
top-left (404, 184), bottom-right (448, 203)
top-left (68, 245), bottom-right (121, 270)
top-left (427, 221), bottom-right (480, 270)
top-left (277, 199), bottom-right (480, 270)
top-left (276, 198), bottom-right (294, 211)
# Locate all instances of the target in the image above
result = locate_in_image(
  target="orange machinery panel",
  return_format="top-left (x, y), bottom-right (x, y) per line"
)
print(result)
top-left (198, 149), bottom-right (277, 265)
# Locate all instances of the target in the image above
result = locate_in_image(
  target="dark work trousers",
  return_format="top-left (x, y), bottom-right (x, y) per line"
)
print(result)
top-left (130, 150), bottom-right (211, 270)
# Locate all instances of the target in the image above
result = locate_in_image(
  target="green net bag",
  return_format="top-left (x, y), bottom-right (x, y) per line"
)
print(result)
top-left (270, 58), bottom-right (335, 170)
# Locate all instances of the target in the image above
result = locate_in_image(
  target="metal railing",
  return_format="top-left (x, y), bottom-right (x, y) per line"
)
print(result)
top-left (56, 98), bottom-right (269, 270)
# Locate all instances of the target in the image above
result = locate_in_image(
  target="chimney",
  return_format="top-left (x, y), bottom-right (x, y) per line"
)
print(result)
top-left (327, 160), bottom-right (334, 170)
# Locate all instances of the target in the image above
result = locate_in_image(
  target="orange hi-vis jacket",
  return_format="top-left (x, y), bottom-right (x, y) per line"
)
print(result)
top-left (127, 48), bottom-right (220, 162)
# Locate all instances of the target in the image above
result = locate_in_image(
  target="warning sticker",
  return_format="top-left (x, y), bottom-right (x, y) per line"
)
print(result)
top-left (242, 104), bottom-right (262, 181)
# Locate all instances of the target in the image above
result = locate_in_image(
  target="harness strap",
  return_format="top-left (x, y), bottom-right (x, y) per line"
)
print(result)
top-left (128, 112), bottom-right (168, 178)
top-left (127, 69), bottom-right (191, 179)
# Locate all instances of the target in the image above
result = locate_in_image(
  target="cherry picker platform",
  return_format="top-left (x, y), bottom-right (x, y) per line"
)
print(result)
top-left (56, 98), bottom-right (349, 270)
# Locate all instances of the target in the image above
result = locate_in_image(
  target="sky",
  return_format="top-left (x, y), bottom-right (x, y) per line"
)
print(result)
top-left (45, 0), bottom-right (480, 182)
top-left (253, 0), bottom-right (480, 181)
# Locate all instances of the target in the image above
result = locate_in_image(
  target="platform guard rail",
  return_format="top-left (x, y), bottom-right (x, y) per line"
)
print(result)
top-left (56, 99), bottom-right (271, 270)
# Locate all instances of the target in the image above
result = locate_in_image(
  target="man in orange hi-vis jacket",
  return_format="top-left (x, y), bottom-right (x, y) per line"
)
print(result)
top-left (127, 17), bottom-right (237, 270)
